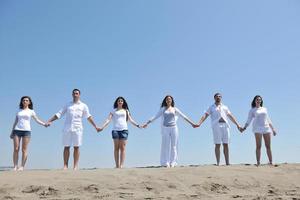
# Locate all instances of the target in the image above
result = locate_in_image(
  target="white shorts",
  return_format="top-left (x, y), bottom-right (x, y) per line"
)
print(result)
top-left (62, 131), bottom-right (83, 147)
top-left (212, 123), bottom-right (230, 144)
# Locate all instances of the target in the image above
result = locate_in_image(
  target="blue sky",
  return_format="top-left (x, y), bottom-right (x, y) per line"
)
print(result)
top-left (0, 0), bottom-right (299, 169)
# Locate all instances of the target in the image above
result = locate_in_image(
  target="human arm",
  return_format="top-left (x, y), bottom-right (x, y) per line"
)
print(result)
top-left (127, 110), bottom-right (140, 128)
top-left (87, 116), bottom-right (101, 132)
top-left (242, 109), bottom-right (254, 132)
top-left (175, 108), bottom-right (198, 128)
top-left (197, 113), bottom-right (209, 127)
top-left (142, 108), bottom-right (163, 128)
top-left (10, 116), bottom-right (18, 139)
top-left (99, 113), bottom-right (113, 131)
top-left (227, 113), bottom-right (242, 131)
top-left (266, 110), bottom-right (276, 136)
top-left (32, 114), bottom-right (47, 127)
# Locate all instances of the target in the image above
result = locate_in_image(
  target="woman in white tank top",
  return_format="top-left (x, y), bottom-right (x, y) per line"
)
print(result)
top-left (98, 97), bottom-right (141, 168)
top-left (242, 95), bottom-right (277, 166)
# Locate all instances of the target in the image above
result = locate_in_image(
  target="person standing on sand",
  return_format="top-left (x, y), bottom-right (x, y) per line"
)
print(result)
top-left (98, 96), bottom-right (141, 168)
top-left (46, 89), bottom-right (100, 170)
top-left (10, 96), bottom-right (48, 171)
top-left (142, 95), bottom-right (198, 168)
top-left (196, 93), bottom-right (242, 166)
top-left (241, 95), bottom-right (277, 166)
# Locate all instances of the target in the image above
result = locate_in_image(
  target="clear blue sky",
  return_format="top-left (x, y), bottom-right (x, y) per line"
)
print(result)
top-left (0, 0), bottom-right (299, 169)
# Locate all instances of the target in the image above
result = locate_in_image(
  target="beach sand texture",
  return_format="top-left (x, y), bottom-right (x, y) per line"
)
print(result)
top-left (0, 163), bottom-right (299, 200)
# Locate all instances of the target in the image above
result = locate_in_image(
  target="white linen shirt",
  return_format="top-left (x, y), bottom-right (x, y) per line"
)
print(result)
top-left (206, 103), bottom-right (231, 127)
top-left (246, 107), bottom-right (272, 133)
top-left (14, 109), bottom-right (36, 131)
top-left (55, 101), bottom-right (91, 133)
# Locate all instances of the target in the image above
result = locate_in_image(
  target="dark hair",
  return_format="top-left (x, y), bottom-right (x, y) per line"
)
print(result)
top-left (72, 88), bottom-right (81, 94)
top-left (251, 95), bottom-right (263, 108)
top-left (161, 95), bottom-right (175, 107)
top-left (113, 97), bottom-right (129, 121)
top-left (19, 96), bottom-right (33, 109)
top-left (214, 93), bottom-right (222, 98)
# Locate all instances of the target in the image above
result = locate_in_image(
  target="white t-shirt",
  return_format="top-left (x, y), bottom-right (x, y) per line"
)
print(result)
top-left (246, 107), bottom-right (272, 133)
top-left (206, 103), bottom-right (231, 127)
top-left (14, 109), bottom-right (36, 131)
top-left (111, 109), bottom-right (128, 131)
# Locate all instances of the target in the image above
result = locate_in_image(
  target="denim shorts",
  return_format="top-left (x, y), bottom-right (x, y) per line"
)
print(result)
top-left (112, 130), bottom-right (128, 140)
top-left (13, 130), bottom-right (31, 137)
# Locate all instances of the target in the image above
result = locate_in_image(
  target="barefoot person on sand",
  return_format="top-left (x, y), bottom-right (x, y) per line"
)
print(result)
top-left (46, 89), bottom-right (100, 170)
top-left (10, 96), bottom-right (48, 171)
top-left (98, 96), bottom-right (141, 168)
top-left (196, 93), bottom-right (242, 166)
top-left (241, 95), bottom-right (277, 166)
top-left (142, 95), bottom-right (198, 168)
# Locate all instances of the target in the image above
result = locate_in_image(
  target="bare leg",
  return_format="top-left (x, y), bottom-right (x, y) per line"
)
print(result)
top-left (119, 140), bottom-right (127, 168)
top-left (73, 146), bottom-right (80, 170)
top-left (263, 133), bottom-right (272, 165)
top-left (113, 139), bottom-right (120, 168)
top-left (13, 136), bottom-right (21, 171)
top-left (63, 146), bottom-right (70, 170)
top-left (255, 133), bottom-right (262, 166)
top-left (215, 144), bottom-right (221, 166)
top-left (223, 143), bottom-right (229, 165)
top-left (19, 136), bottom-right (31, 170)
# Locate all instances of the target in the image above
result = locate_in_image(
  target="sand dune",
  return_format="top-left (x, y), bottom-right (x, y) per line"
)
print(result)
top-left (0, 163), bottom-right (299, 200)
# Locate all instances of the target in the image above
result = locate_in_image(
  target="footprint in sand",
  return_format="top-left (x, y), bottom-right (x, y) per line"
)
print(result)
top-left (83, 184), bottom-right (99, 193)
top-left (203, 183), bottom-right (230, 194)
top-left (22, 185), bottom-right (43, 193)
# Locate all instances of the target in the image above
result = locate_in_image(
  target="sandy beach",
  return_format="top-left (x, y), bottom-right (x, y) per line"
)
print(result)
top-left (0, 163), bottom-right (299, 200)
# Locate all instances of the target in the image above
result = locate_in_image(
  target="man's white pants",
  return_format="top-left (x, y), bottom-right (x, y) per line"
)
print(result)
top-left (212, 123), bottom-right (230, 144)
top-left (160, 126), bottom-right (179, 167)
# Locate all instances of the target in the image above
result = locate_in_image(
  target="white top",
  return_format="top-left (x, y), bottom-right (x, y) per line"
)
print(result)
top-left (246, 107), bottom-right (272, 133)
top-left (206, 103), bottom-right (231, 127)
top-left (111, 109), bottom-right (128, 131)
top-left (150, 107), bottom-right (188, 127)
top-left (55, 101), bottom-right (91, 133)
top-left (14, 109), bottom-right (36, 131)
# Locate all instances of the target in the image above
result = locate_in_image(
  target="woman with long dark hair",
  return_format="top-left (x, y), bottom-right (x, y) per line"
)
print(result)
top-left (143, 95), bottom-right (198, 167)
top-left (10, 96), bottom-right (48, 171)
top-left (242, 95), bottom-right (277, 166)
top-left (98, 97), bottom-right (141, 168)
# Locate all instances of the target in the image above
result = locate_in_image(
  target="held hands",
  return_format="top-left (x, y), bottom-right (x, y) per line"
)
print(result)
top-left (45, 121), bottom-right (52, 127)
top-left (96, 126), bottom-right (103, 133)
top-left (192, 123), bottom-right (200, 128)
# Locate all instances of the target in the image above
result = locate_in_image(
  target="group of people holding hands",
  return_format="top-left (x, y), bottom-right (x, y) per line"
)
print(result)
top-left (10, 89), bottom-right (277, 171)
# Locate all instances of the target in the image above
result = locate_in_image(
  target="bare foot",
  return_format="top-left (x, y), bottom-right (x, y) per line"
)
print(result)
top-left (13, 166), bottom-right (18, 171)
top-left (17, 167), bottom-right (24, 171)
top-left (63, 165), bottom-right (68, 170)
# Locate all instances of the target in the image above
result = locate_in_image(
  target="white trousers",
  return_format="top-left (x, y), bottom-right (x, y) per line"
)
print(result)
top-left (160, 126), bottom-right (179, 167)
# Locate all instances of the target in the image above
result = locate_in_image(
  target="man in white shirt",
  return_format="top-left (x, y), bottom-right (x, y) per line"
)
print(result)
top-left (46, 89), bottom-right (100, 170)
top-left (197, 93), bottom-right (242, 166)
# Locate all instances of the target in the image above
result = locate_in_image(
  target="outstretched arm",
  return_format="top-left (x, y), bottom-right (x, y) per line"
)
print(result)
top-left (198, 113), bottom-right (209, 127)
top-left (142, 108), bottom-right (163, 128)
top-left (127, 111), bottom-right (140, 128)
top-left (176, 108), bottom-right (198, 128)
top-left (87, 116), bottom-right (100, 132)
top-left (99, 113), bottom-right (113, 131)
top-left (32, 115), bottom-right (47, 127)
top-left (227, 113), bottom-right (242, 131)
top-left (46, 115), bottom-right (59, 126)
